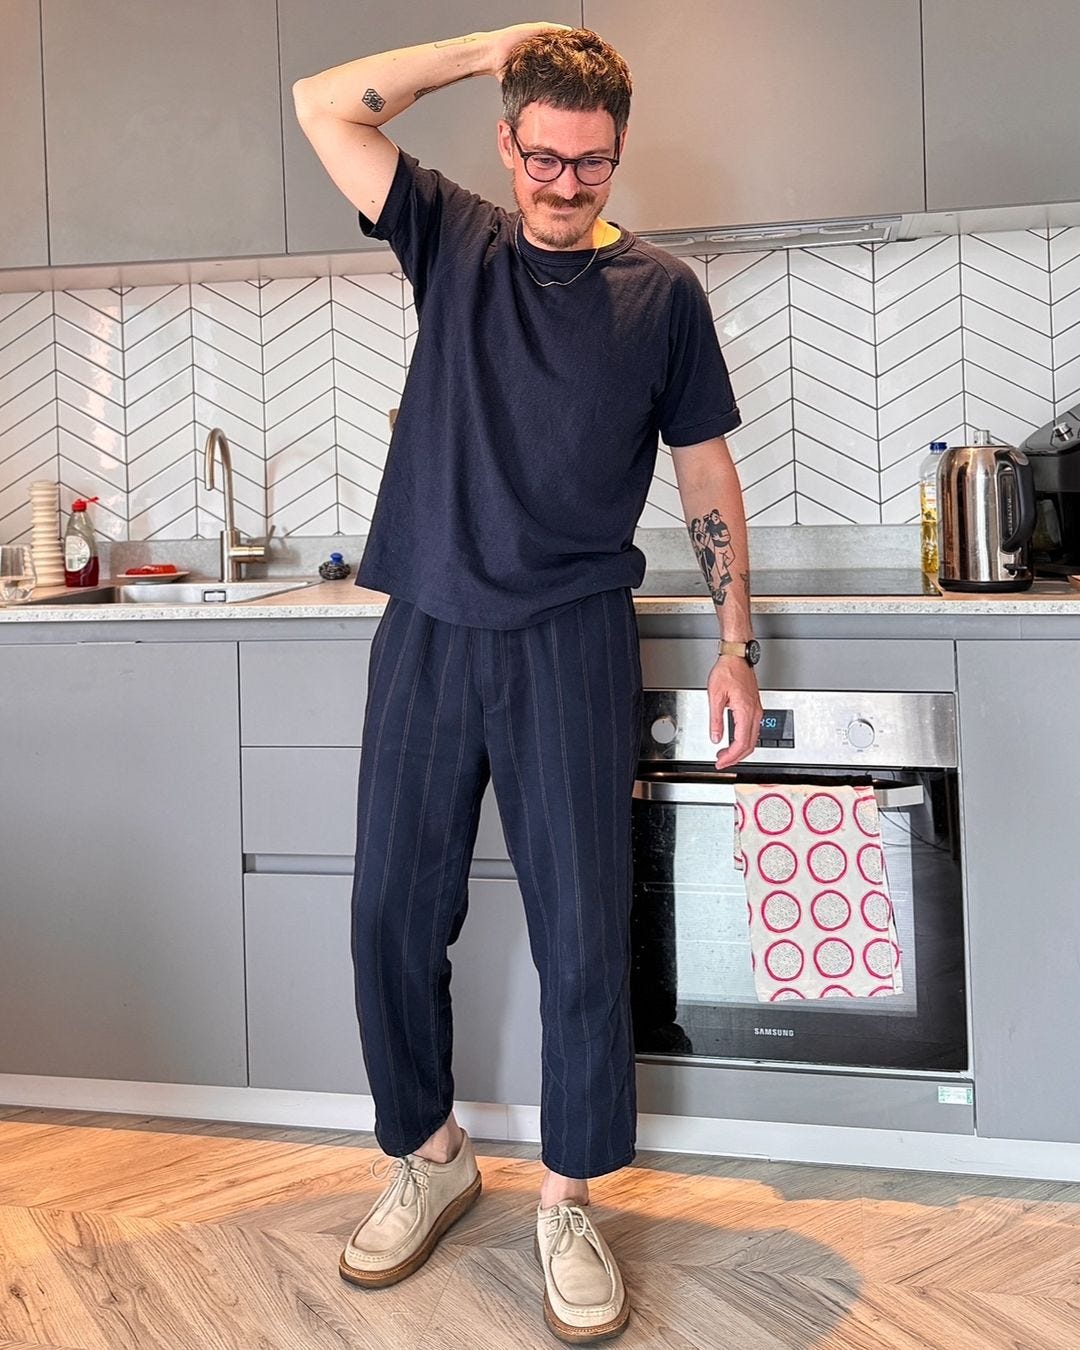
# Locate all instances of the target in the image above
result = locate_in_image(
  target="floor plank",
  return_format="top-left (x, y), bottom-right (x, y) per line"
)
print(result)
top-left (3, 1108), bottom-right (1080, 1348)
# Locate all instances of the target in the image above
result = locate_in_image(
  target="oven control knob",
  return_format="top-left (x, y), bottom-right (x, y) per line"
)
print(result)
top-left (846, 718), bottom-right (876, 750)
top-left (650, 715), bottom-right (678, 745)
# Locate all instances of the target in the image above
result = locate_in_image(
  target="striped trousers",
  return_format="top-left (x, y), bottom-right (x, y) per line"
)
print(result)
top-left (350, 588), bottom-right (643, 1179)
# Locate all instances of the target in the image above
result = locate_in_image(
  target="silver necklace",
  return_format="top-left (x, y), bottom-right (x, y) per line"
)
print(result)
top-left (514, 216), bottom-right (600, 288)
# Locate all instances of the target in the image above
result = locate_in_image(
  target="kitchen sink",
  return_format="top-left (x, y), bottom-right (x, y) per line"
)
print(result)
top-left (25, 579), bottom-right (318, 606)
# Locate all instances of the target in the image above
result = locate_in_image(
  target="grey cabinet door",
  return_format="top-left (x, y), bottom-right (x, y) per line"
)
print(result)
top-left (0, 641), bottom-right (246, 1085)
top-left (246, 874), bottom-right (541, 1105)
top-left (0, 0), bottom-right (48, 268)
top-left (583, 0), bottom-right (924, 232)
top-left (246, 874), bottom-right (368, 1094)
top-left (42, 0), bottom-right (285, 265)
top-left (280, 0), bottom-right (581, 255)
top-left (924, 2), bottom-right (1080, 210)
top-left (958, 641), bottom-right (1080, 1143)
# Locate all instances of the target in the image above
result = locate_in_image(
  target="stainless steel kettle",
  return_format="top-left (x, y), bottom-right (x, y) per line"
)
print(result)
top-left (937, 430), bottom-right (1036, 592)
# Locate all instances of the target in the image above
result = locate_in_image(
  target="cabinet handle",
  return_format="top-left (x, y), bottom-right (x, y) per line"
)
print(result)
top-left (632, 781), bottom-right (924, 810)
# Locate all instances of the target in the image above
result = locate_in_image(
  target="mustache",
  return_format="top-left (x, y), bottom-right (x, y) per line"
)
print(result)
top-left (534, 190), bottom-right (595, 210)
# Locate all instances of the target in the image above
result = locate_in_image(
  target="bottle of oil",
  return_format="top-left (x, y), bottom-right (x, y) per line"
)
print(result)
top-left (919, 442), bottom-right (947, 577)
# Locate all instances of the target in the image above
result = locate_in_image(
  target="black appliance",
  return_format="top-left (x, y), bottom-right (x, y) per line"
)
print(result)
top-left (1021, 405), bottom-right (1080, 575)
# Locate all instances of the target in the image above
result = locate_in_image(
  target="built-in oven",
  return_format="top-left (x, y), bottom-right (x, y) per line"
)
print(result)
top-left (630, 690), bottom-right (966, 1073)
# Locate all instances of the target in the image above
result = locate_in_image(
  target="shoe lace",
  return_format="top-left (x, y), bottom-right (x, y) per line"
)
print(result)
top-left (367, 1154), bottom-right (427, 1224)
top-left (544, 1204), bottom-right (616, 1284)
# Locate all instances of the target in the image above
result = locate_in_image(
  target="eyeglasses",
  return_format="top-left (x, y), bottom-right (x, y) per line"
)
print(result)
top-left (508, 125), bottom-right (620, 186)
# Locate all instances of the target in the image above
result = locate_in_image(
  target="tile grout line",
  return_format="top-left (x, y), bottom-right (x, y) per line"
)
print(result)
top-left (331, 277), bottom-right (340, 536)
top-left (787, 249), bottom-right (797, 525)
top-left (872, 241), bottom-right (882, 522)
top-left (959, 235), bottom-right (970, 441)
top-left (187, 283), bottom-right (199, 542)
top-left (1049, 227), bottom-right (1057, 414)
top-left (260, 280), bottom-right (270, 538)
top-left (51, 287), bottom-right (59, 540)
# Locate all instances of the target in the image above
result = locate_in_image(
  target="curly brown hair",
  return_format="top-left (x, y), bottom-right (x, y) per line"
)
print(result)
top-left (501, 28), bottom-right (632, 140)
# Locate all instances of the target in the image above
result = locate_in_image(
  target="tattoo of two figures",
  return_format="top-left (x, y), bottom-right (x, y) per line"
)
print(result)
top-left (688, 511), bottom-right (750, 609)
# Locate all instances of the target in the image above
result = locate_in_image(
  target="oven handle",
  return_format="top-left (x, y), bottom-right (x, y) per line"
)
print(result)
top-left (632, 780), bottom-right (925, 810)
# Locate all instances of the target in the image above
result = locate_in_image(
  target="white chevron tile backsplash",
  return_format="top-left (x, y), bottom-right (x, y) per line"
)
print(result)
top-left (0, 292), bottom-right (56, 543)
top-left (708, 251), bottom-right (795, 526)
top-left (2, 227), bottom-right (1080, 542)
top-left (1051, 227), bottom-right (1080, 414)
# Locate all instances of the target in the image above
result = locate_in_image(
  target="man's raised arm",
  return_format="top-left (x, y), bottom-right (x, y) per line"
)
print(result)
top-left (292, 23), bottom-right (569, 223)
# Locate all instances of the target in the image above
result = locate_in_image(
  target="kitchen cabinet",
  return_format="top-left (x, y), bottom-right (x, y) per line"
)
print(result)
top-left (239, 635), bottom-right (534, 1099)
top-left (582, 0), bottom-right (925, 232)
top-left (0, 641), bottom-right (246, 1086)
top-left (240, 638), bottom-right (369, 746)
top-left (41, 0), bottom-right (285, 265)
top-left (242, 745), bottom-right (510, 860)
top-left (0, 0), bottom-right (48, 268)
top-left (958, 641), bottom-right (1080, 1144)
top-left (924, 2), bottom-right (1080, 211)
top-left (238, 639), bottom-right (511, 860)
top-left (246, 873), bottom-right (542, 1103)
top-left (279, 0), bottom-right (580, 255)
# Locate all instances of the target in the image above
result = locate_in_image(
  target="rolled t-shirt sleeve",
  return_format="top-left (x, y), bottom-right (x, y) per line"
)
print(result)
top-left (655, 264), bottom-right (742, 447)
top-left (358, 148), bottom-right (495, 306)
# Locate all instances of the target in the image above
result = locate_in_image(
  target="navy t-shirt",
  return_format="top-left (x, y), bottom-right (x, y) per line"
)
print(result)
top-left (356, 149), bottom-right (741, 629)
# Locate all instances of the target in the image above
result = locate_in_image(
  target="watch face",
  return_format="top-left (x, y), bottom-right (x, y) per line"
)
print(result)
top-left (746, 638), bottom-right (762, 666)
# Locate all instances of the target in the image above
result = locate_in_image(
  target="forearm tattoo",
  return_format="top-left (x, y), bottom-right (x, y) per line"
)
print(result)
top-left (688, 510), bottom-right (737, 606)
top-left (434, 35), bottom-right (478, 47)
top-left (362, 88), bottom-right (386, 113)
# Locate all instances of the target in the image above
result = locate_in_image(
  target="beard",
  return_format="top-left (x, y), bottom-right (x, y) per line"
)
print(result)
top-left (513, 179), bottom-right (604, 250)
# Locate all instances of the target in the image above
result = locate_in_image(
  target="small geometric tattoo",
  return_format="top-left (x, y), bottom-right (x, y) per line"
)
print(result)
top-left (362, 88), bottom-right (386, 113)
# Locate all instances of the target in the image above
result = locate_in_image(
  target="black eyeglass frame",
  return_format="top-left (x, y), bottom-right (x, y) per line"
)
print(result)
top-left (507, 125), bottom-right (621, 185)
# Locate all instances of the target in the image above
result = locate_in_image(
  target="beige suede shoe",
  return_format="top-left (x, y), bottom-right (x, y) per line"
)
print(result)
top-left (534, 1201), bottom-right (630, 1343)
top-left (339, 1131), bottom-right (481, 1288)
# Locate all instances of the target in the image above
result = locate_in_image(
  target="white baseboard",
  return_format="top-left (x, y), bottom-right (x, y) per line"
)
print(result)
top-left (5, 1074), bottom-right (1080, 1182)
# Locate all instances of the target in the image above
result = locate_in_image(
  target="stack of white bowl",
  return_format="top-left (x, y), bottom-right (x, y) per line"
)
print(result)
top-left (29, 480), bottom-right (66, 587)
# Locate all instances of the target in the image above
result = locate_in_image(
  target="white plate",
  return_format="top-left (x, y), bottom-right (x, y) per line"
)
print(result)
top-left (116, 569), bottom-right (191, 585)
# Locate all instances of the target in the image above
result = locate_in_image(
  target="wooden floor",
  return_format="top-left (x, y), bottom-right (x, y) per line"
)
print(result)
top-left (3, 1109), bottom-right (1080, 1350)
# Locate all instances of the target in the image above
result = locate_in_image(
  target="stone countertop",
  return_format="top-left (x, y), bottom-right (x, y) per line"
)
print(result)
top-left (4, 573), bottom-right (1080, 621)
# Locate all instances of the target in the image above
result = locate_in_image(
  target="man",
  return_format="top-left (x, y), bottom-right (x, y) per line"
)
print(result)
top-left (294, 23), bottom-right (762, 1344)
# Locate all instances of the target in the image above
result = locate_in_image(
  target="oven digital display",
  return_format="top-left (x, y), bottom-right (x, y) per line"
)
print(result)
top-left (757, 708), bottom-right (795, 748)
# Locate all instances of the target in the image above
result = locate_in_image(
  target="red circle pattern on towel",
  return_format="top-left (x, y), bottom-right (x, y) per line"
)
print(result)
top-left (734, 783), bottom-right (903, 1001)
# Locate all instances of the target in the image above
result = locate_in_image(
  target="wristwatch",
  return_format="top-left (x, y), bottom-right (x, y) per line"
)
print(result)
top-left (718, 638), bottom-right (761, 667)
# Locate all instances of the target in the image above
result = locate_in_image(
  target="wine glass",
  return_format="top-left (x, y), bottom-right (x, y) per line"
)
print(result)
top-left (0, 545), bottom-right (37, 603)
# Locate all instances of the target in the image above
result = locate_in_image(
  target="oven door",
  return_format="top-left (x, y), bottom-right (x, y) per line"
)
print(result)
top-left (630, 766), bottom-right (967, 1072)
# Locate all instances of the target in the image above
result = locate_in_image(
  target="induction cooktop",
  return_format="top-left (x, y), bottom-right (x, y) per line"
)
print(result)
top-left (634, 568), bottom-right (939, 598)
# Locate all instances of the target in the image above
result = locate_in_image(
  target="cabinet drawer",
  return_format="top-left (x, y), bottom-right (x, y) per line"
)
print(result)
top-left (240, 639), bottom-right (370, 746)
top-left (242, 746), bottom-right (510, 860)
top-left (641, 638), bottom-right (956, 692)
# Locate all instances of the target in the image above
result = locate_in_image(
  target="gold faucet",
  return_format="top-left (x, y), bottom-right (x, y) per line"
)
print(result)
top-left (203, 428), bottom-right (274, 582)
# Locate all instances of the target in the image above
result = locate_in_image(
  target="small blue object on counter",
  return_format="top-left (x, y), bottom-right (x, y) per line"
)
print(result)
top-left (318, 551), bottom-right (351, 581)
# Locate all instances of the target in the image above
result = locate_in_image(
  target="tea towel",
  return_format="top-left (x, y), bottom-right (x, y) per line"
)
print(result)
top-left (733, 783), bottom-right (903, 1002)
